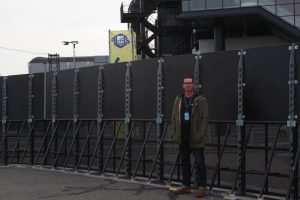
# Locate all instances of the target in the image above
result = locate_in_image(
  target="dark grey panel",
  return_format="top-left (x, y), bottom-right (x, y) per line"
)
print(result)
top-left (57, 70), bottom-right (74, 119)
top-left (78, 67), bottom-right (98, 119)
top-left (0, 78), bottom-right (2, 120)
top-left (296, 46), bottom-right (300, 120)
top-left (131, 59), bottom-right (158, 119)
top-left (33, 73), bottom-right (45, 120)
top-left (245, 44), bottom-right (290, 121)
top-left (202, 50), bottom-right (239, 121)
top-left (46, 73), bottom-right (53, 119)
top-left (103, 63), bottom-right (126, 118)
top-left (163, 54), bottom-right (195, 119)
top-left (7, 75), bottom-right (28, 120)
top-left (3, 44), bottom-right (300, 121)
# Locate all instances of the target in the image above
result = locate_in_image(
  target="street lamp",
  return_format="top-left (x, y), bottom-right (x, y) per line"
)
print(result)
top-left (62, 41), bottom-right (79, 69)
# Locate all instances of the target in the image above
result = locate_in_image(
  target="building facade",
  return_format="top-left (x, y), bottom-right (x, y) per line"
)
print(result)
top-left (121, 0), bottom-right (300, 56)
top-left (28, 56), bottom-right (109, 74)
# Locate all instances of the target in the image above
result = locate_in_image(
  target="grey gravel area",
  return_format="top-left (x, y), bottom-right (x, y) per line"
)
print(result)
top-left (0, 166), bottom-right (223, 200)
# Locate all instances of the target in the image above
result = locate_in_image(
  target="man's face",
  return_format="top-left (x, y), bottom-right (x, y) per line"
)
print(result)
top-left (183, 78), bottom-right (194, 93)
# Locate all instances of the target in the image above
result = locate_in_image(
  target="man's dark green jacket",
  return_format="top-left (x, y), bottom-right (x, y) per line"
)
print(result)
top-left (171, 94), bottom-right (209, 148)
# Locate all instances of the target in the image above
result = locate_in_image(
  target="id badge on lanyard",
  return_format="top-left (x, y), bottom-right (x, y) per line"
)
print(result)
top-left (184, 112), bottom-right (190, 121)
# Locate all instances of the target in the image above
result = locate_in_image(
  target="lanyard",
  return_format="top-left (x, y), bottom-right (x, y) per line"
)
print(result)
top-left (183, 95), bottom-right (193, 110)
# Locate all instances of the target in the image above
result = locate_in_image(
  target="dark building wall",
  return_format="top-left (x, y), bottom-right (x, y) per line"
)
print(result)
top-left (28, 56), bottom-right (109, 74)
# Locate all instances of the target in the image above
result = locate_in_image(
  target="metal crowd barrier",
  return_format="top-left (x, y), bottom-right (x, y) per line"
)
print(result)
top-left (0, 119), bottom-right (299, 199)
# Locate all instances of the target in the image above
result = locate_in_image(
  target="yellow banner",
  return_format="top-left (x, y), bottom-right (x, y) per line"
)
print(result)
top-left (109, 30), bottom-right (137, 63)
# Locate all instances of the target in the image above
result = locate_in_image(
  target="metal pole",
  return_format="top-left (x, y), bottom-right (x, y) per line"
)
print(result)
top-left (156, 58), bottom-right (164, 182)
top-left (97, 65), bottom-right (104, 172)
top-left (286, 44), bottom-right (298, 200)
top-left (264, 123), bottom-right (269, 193)
top-left (28, 74), bottom-right (34, 165)
top-left (51, 70), bottom-right (58, 166)
top-left (194, 55), bottom-right (202, 95)
top-left (234, 49), bottom-right (246, 195)
top-left (131, 29), bottom-right (135, 61)
top-left (1, 77), bottom-right (7, 165)
top-left (43, 63), bottom-right (47, 119)
top-left (73, 67), bottom-right (80, 167)
top-left (73, 43), bottom-right (77, 69)
top-left (124, 62), bottom-right (132, 177)
top-left (139, 0), bottom-right (146, 59)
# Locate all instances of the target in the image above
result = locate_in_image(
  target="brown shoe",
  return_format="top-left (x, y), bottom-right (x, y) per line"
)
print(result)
top-left (173, 187), bottom-right (191, 194)
top-left (195, 188), bottom-right (206, 198)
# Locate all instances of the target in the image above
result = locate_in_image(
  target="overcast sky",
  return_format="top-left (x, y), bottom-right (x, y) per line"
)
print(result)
top-left (0, 0), bottom-right (131, 76)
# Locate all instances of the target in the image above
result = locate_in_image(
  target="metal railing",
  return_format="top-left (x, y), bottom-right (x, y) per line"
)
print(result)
top-left (0, 119), bottom-right (298, 198)
top-left (122, 0), bottom-right (163, 14)
top-left (182, 0), bottom-right (300, 28)
top-left (1, 44), bottom-right (299, 199)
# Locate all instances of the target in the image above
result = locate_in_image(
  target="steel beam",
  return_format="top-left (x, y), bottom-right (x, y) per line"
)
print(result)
top-left (156, 58), bottom-right (164, 182)
top-left (234, 49), bottom-right (246, 194)
top-left (51, 71), bottom-right (58, 165)
top-left (97, 66), bottom-right (104, 172)
top-left (194, 55), bottom-right (202, 95)
top-left (1, 76), bottom-right (7, 165)
top-left (286, 44), bottom-right (299, 200)
top-left (28, 74), bottom-right (34, 165)
top-left (73, 68), bottom-right (80, 166)
top-left (124, 62), bottom-right (132, 177)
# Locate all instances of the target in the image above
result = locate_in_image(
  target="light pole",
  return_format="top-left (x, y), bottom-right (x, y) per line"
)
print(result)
top-left (62, 41), bottom-right (79, 69)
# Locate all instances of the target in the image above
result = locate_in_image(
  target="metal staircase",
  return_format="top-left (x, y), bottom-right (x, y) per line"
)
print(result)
top-left (121, 0), bottom-right (189, 58)
top-left (121, 0), bottom-right (161, 58)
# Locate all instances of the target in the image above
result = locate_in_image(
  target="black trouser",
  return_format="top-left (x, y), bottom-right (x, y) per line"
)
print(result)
top-left (180, 144), bottom-right (207, 188)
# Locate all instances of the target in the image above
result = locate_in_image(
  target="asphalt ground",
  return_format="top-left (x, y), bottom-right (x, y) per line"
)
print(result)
top-left (0, 166), bottom-right (225, 200)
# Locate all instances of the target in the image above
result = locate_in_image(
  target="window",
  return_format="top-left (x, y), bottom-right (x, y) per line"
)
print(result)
top-left (241, 0), bottom-right (258, 7)
top-left (259, 0), bottom-right (275, 6)
top-left (263, 5), bottom-right (276, 14)
top-left (276, 0), bottom-right (293, 4)
top-left (206, 0), bottom-right (222, 9)
top-left (277, 4), bottom-right (294, 16)
top-left (190, 0), bottom-right (205, 11)
top-left (296, 3), bottom-right (300, 15)
top-left (182, 0), bottom-right (190, 11)
top-left (223, 0), bottom-right (240, 8)
top-left (281, 16), bottom-right (295, 26)
top-left (295, 15), bottom-right (300, 27)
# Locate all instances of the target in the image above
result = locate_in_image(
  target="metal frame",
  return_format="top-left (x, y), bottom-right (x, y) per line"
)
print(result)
top-left (2, 119), bottom-right (296, 195)
top-left (97, 65), bottom-right (104, 172)
top-left (156, 58), bottom-right (164, 182)
top-left (234, 49), bottom-right (246, 194)
top-left (124, 62), bottom-right (132, 177)
top-left (51, 70), bottom-right (58, 166)
top-left (259, 125), bottom-right (282, 198)
top-left (1, 45), bottom-right (300, 199)
top-left (73, 67), bottom-right (80, 167)
top-left (194, 55), bottom-right (202, 95)
top-left (48, 54), bottom-right (60, 72)
top-left (286, 44), bottom-right (299, 200)
top-left (28, 74), bottom-right (34, 165)
top-left (1, 76), bottom-right (7, 164)
top-left (209, 125), bottom-right (231, 191)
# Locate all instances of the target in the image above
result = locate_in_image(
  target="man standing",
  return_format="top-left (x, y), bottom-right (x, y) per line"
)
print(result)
top-left (171, 78), bottom-right (208, 198)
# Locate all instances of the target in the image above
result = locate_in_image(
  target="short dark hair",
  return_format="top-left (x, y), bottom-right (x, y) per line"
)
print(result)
top-left (183, 77), bottom-right (193, 82)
